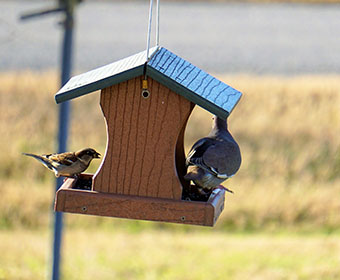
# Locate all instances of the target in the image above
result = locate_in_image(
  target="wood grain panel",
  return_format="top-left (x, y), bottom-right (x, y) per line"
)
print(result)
top-left (93, 76), bottom-right (193, 200)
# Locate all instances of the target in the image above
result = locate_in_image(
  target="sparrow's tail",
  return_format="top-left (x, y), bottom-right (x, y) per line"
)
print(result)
top-left (22, 153), bottom-right (55, 171)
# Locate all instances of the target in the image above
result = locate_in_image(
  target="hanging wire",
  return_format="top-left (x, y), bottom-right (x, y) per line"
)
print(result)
top-left (146, 0), bottom-right (160, 61)
top-left (156, 0), bottom-right (160, 47)
top-left (146, 0), bottom-right (153, 61)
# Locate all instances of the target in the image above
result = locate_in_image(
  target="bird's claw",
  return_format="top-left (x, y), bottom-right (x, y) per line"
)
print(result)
top-left (62, 174), bottom-right (79, 182)
top-left (214, 185), bottom-right (234, 194)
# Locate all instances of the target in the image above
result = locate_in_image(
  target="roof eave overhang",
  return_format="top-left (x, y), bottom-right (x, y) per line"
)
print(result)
top-left (55, 65), bottom-right (144, 104)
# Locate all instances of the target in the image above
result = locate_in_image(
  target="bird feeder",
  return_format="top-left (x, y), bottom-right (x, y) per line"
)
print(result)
top-left (54, 46), bottom-right (242, 226)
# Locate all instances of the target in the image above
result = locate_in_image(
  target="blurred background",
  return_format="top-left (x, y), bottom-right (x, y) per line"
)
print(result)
top-left (1, 0), bottom-right (340, 279)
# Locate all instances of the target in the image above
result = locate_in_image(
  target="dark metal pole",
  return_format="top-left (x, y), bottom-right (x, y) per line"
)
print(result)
top-left (52, 6), bottom-right (74, 280)
top-left (19, 1), bottom-right (79, 279)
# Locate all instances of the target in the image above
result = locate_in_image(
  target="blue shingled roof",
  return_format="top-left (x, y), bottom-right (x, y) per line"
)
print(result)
top-left (55, 46), bottom-right (242, 118)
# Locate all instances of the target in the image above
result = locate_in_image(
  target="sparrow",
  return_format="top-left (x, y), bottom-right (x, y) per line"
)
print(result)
top-left (184, 115), bottom-right (241, 199)
top-left (23, 148), bottom-right (101, 178)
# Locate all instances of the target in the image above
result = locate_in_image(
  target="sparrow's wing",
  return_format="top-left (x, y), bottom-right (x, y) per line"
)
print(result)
top-left (46, 152), bottom-right (78, 166)
top-left (202, 140), bottom-right (241, 177)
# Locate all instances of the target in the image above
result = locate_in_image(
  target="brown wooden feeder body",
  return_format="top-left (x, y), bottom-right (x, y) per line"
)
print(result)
top-left (53, 46), bottom-right (242, 226)
top-left (93, 77), bottom-right (192, 199)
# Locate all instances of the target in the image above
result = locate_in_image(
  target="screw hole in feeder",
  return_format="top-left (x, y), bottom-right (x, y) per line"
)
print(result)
top-left (142, 89), bottom-right (150, 99)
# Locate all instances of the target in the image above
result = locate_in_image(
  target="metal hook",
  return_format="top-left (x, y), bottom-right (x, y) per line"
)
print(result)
top-left (142, 78), bottom-right (150, 98)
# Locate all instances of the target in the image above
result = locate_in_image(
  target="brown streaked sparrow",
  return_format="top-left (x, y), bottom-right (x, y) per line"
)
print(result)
top-left (23, 148), bottom-right (101, 178)
top-left (184, 115), bottom-right (241, 199)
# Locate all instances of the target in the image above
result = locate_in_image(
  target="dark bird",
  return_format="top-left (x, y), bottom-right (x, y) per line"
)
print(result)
top-left (184, 115), bottom-right (241, 199)
top-left (23, 148), bottom-right (101, 178)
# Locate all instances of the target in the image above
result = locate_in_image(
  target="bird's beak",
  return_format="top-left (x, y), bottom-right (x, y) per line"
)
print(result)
top-left (95, 152), bottom-right (101, 159)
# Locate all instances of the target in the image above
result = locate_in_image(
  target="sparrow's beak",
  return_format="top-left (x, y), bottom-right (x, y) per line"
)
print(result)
top-left (95, 152), bottom-right (101, 159)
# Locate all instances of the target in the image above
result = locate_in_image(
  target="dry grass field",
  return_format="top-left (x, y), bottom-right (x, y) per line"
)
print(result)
top-left (0, 72), bottom-right (340, 279)
top-left (1, 229), bottom-right (340, 280)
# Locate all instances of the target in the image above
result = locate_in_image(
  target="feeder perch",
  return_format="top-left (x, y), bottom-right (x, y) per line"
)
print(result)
top-left (54, 46), bottom-right (242, 226)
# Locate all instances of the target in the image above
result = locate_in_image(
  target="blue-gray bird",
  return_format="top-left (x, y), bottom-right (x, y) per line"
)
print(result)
top-left (23, 148), bottom-right (100, 178)
top-left (184, 115), bottom-right (241, 197)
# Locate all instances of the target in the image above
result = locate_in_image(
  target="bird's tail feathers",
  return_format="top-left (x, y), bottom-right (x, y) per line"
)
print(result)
top-left (22, 153), bottom-right (55, 171)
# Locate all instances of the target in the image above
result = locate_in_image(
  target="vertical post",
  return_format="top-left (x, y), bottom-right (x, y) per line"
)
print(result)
top-left (52, 4), bottom-right (74, 280)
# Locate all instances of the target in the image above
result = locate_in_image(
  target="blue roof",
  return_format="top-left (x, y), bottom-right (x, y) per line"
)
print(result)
top-left (55, 46), bottom-right (242, 118)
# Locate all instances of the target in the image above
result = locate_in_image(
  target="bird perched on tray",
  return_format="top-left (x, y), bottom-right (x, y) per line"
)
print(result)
top-left (23, 148), bottom-right (100, 178)
top-left (184, 115), bottom-right (241, 200)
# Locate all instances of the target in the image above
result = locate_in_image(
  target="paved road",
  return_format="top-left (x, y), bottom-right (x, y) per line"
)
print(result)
top-left (1, 1), bottom-right (340, 74)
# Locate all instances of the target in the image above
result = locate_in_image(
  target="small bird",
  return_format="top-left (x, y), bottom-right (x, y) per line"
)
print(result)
top-left (184, 115), bottom-right (241, 199)
top-left (23, 148), bottom-right (101, 178)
